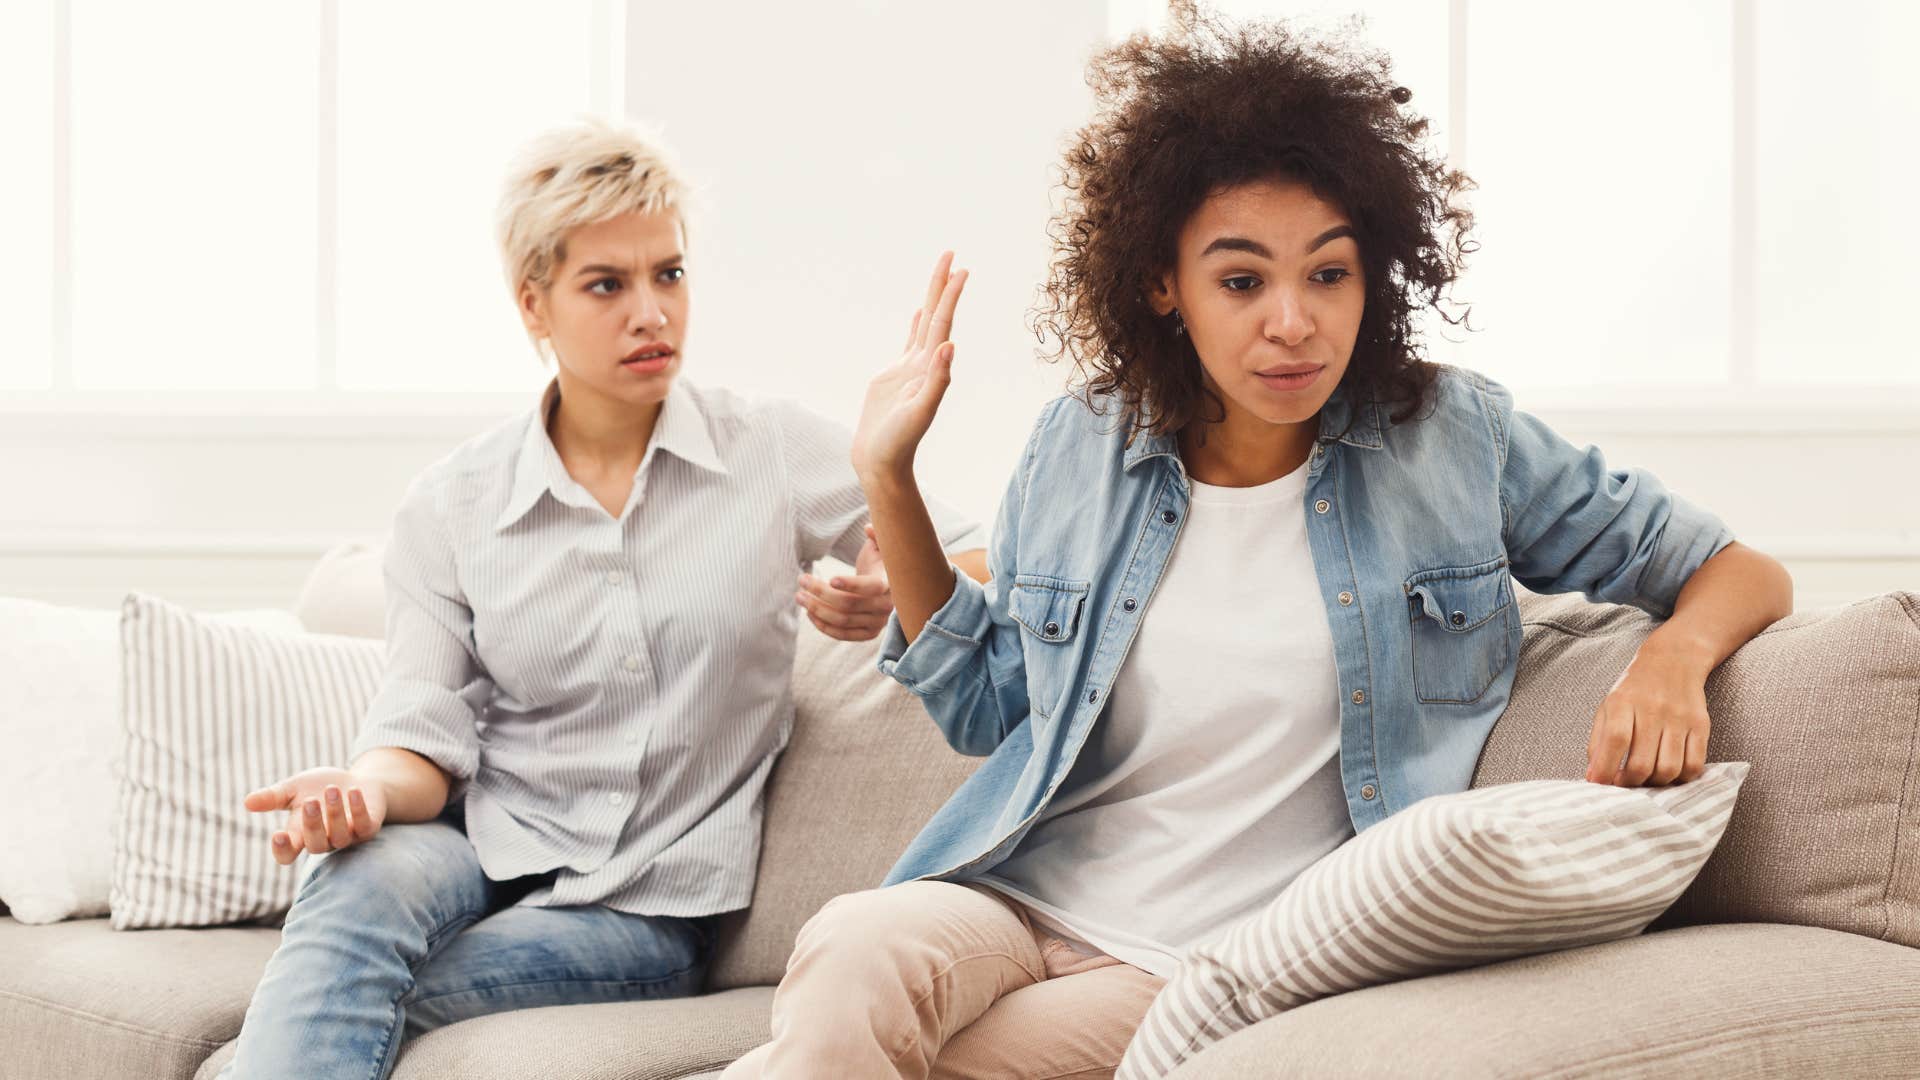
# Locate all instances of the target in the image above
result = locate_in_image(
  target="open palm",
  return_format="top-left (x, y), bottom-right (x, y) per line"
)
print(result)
top-left (852, 252), bottom-right (969, 482)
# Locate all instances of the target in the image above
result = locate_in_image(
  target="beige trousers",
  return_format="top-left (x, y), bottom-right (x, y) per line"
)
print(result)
top-left (721, 880), bottom-right (1166, 1080)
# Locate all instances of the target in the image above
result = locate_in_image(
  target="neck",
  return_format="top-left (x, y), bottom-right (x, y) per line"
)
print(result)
top-left (546, 369), bottom-right (663, 474)
top-left (1178, 396), bottom-right (1319, 488)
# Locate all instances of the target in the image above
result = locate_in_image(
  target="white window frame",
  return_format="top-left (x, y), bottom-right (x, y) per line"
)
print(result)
top-left (4, 0), bottom-right (1917, 432)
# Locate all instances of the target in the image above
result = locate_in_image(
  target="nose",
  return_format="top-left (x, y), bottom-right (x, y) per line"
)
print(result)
top-left (628, 286), bottom-right (668, 334)
top-left (1264, 286), bottom-right (1314, 348)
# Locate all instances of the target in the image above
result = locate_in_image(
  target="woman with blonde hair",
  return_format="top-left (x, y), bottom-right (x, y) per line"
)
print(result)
top-left (217, 118), bottom-right (987, 1079)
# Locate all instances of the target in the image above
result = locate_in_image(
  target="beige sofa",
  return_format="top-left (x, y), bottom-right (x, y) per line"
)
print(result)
top-left (4, 561), bottom-right (1917, 1079)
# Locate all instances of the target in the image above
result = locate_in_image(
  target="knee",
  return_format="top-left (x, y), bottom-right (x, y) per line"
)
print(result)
top-left (283, 821), bottom-right (473, 935)
top-left (787, 882), bottom-right (977, 980)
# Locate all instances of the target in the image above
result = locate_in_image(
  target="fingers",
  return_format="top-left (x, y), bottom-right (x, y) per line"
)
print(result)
top-left (271, 831), bottom-right (298, 865)
top-left (347, 787), bottom-right (380, 842)
top-left (1615, 712), bottom-right (1661, 787)
top-left (1586, 701), bottom-right (1632, 784)
top-left (903, 309), bottom-right (922, 353)
top-left (323, 786), bottom-right (352, 848)
top-left (914, 252), bottom-right (955, 349)
top-left (923, 269), bottom-right (969, 349)
top-left (795, 578), bottom-right (892, 638)
top-left (1648, 724), bottom-right (1688, 786)
top-left (244, 782), bottom-right (293, 813)
top-left (1678, 722), bottom-right (1709, 783)
top-left (299, 797), bottom-right (329, 853)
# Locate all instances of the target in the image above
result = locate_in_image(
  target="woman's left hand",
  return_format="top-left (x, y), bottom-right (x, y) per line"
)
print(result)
top-left (796, 525), bottom-right (895, 641)
top-left (1585, 647), bottom-right (1712, 786)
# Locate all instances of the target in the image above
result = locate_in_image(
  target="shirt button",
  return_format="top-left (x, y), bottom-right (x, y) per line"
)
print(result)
top-left (1450, 611), bottom-right (1468, 627)
top-left (1161, 510), bottom-right (1177, 524)
top-left (623, 654), bottom-right (642, 672)
top-left (1338, 591), bottom-right (1353, 606)
top-left (1123, 598), bottom-right (1137, 612)
top-left (1312, 444), bottom-right (1323, 459)
top-left (1314, 499), bottom-right (1331, 514)
top-left (1361, 784), bottom-right (1378, 801)
top-left (607, 792), bottom-right (624, 805)
top-left (1351, 689), bottom-right (1366, 704)
top-left (1088, 689), bottom-right (1099, 704)
top-left (606, 570), bottom-right (625, 585)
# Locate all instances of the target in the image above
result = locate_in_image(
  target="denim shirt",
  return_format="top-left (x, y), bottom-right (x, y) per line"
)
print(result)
top-left (875, 364), bottom-right (1735, 887)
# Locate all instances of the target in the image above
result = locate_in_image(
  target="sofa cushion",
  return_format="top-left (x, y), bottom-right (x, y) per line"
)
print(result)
top-left (1475, 590), bottom-right (1920, 948)
top-left (705, 625), bottom-right (984, 990)
top-left (0, 915), bottom-right (279, 1080)
top-left (193, 987), bottom-right (774, 1080)
top-left (291, 541), bottom-right (386, 639)
top-left (1168, 923), bottom-right (1920, 1079)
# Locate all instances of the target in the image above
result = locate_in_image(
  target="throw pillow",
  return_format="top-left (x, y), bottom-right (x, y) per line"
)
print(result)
top-left (111, 593), bottom-right (382, 929)
top-left (1117, 761), bottom-right (1749, 1080)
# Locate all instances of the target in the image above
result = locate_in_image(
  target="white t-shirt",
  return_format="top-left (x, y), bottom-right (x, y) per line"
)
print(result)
top-left (977, 459), bottom-right (1356, 977)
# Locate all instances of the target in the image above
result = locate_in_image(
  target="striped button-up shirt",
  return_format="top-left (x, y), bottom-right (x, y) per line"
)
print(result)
top-left (349, 378), bottom-right (986, 916)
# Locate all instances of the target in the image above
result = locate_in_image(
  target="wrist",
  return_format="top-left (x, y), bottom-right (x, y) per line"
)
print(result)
top-left (1634, 627), bottom-right (1718, 680)
top-left (858, 463), bottom-right (920, 500)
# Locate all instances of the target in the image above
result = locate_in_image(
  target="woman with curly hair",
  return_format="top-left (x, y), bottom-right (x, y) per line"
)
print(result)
top-left (727, 11), bottom-right (1791, 1078)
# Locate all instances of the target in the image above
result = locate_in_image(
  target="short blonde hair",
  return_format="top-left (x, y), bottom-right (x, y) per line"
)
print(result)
top-left (495, 117), bottom-right (692, 297)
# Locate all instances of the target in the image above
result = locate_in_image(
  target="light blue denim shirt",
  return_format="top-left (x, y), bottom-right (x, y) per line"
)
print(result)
top-left (876, 364), bottom-right (1735, 887)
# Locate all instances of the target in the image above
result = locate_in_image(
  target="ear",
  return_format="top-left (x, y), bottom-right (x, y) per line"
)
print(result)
top-left (1146, 269), bottom-right (1177, 317)
top-left (517, 280), bottom-right (550, 339)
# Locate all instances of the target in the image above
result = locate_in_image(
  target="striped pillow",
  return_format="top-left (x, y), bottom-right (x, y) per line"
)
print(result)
top-left (111, 593), bottom-right (384, 929)
top-left (1117, 761), bottom-right (1749, 1080)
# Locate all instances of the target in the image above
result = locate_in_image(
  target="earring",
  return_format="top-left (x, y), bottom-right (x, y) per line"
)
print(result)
top-left (1171, 309), bottom-right (1186, 337)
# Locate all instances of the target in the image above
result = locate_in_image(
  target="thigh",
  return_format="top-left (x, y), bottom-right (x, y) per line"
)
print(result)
top-left (403, 902), bottom-right (710, 1034)
top-left (930, 961), bottom-right (1166, 1080)
top-left (283, 817), bottom-right (491, 950)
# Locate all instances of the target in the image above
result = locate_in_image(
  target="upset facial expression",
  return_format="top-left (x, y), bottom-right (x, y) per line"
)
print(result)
top-left (1153, 178), bottom-right (1367, 430)
top-left (519, 210), bottom-right (688, 408)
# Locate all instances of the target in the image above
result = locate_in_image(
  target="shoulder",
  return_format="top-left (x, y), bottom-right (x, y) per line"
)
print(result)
top-left (1379, 363), bottom-right (1513, 458)
top-left (404, 411), bottom-right (528, 516)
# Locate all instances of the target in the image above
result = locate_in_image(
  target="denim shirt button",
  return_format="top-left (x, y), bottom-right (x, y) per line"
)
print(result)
top-left (1088, 689), bottom-right (1100, 703)
top-left (1161, 510), bottom-right (1177, 524)
top-left (1338, 591), bottom-right (1353, 606)
top-left (1044, 621), bottom-right (1060, 636)
top-left (1450, 610), bottom-right (1467, 627)
top-left (1314, 499), bottom-right (1331, 514)
top-left (1351, 689), bottom-right (1366, 705)
top-left (1361, 784), bottom-right (1378, 801)
top-left (1123, 598), bottom-right (1137, 612)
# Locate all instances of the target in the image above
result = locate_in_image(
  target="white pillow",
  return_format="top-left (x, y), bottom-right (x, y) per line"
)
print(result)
top-left (1117, 761), bottom-right (1750, 1080)
top-left (0, 597), bottom-right (300, 925)
top-left (111, 593), bottom-right (384, 929)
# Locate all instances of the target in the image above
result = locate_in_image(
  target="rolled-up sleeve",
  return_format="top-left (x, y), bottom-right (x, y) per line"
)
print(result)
top-left (875, 401), bottom-right (1060, 755)
top-left (348, 475), bottom-right (491, 789)
top-left (1482, 376), bottom-right (1735, 619)
top-left (776, 400), bottom-right (988, 565)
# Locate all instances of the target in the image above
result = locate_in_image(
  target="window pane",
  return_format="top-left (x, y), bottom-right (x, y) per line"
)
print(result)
top-left (70, 1), bottom-right (318, 391)
top-left (334, 3), bottom-right (597, 394)
top-left (0, 0), bottom-right (56, 390)
top-left (1461, 1), bottom-right (1732, 389)
top-left (1755, 0), bottom-right (1919, 384)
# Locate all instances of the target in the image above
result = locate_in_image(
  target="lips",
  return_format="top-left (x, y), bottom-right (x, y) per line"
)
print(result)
top-left (623, 344), bottom-right (674, 363)
top-left (1254, 364), bottom-right (1324, 392)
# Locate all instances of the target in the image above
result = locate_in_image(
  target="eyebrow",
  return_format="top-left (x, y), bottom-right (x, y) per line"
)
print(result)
top-left (571, 256), bottom-right (684, 279)
top-left (1199, 225), bottom-right (1357, 259)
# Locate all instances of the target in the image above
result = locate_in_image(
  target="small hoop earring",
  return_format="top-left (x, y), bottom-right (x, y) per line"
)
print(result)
top-left (1171, 309), bottom-right (1186, 337)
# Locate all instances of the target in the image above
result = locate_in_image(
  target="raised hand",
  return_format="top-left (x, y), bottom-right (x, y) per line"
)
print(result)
top-left (244, 766), bottom-right (388, 865)
top-left (852, 252), bottom-right (968, 484)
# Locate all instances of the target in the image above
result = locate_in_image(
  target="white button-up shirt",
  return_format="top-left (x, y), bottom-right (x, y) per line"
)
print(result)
top-left (349, 378), bottom-right (986, 916)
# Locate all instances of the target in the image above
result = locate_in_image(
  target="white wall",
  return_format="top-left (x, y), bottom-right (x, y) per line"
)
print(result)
top-left (1, 0), bottom-right (1914, 615)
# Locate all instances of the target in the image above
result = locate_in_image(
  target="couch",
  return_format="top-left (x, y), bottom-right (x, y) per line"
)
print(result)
top-left (3, 546), bottom-right (1916, 1079)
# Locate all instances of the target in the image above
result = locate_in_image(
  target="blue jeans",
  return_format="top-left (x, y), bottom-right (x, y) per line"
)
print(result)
top-left (220, 809), bottom-right (711, 1080)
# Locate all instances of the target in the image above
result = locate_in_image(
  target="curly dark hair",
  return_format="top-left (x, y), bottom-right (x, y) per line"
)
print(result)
top-left (1032, 6), bottom-right (1477, 439)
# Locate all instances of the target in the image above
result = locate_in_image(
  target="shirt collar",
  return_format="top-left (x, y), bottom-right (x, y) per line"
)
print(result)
top-left (494, 379), bottom-right (726, 532)
top-left (1120, 383), bottom-right (1386, 473)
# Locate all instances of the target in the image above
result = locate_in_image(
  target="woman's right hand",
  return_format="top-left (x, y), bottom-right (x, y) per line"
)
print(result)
top-left (244, 766), bottom-right (388, 865)
top-left (851, 252), bottom-right (969, 485)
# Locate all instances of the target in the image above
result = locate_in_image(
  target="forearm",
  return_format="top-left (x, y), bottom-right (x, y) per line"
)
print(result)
top-left (863, 469), bottom-right (962, 643)
top-left (350, 746), bottom-right (451, 823)
top-left (1635, 541), bottom-right (1794, 677)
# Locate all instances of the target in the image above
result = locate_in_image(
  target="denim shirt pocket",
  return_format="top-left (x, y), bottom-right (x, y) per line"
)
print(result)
top-left (1404, 557), bottom-right (1517, 705)
top-left (1007, 574), bottom-right (1089, 719)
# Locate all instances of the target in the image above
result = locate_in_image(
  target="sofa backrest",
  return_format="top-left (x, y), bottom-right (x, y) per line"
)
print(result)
top-left (1475, 589), bottom-right (1920, 950)
top-left (704, 625), bottom-right (983, 989)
